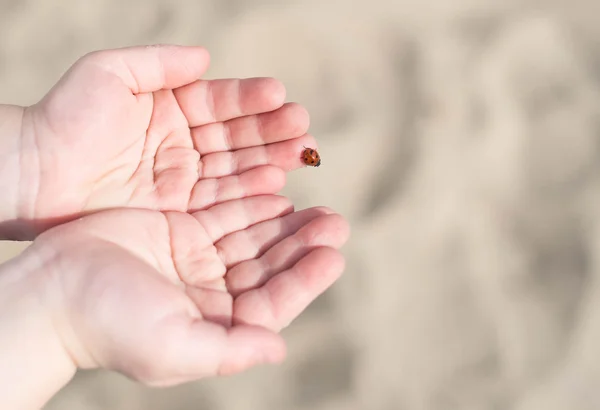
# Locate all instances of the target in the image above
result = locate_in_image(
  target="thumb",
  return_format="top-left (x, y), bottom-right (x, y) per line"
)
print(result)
top-left (82, 44), bottom-right (210, 94)
top-left (191, 321), bottom-right (288, 377)
top-left (126, 317), bottom-right (287, 386)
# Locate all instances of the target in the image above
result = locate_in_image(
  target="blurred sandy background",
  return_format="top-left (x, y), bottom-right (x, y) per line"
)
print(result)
top-left (3, 0), bottom-right (600, 409)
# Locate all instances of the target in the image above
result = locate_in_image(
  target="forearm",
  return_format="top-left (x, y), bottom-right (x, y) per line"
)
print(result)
top-left (0, 246), bottom-right (76, 409)
top-left (0, 104), bottom-right (27, 240)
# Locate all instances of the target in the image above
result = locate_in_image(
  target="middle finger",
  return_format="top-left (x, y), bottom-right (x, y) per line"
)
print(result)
top-left (198, 133), bottom-right (318, 178)
top-left (191, 102), bottom-right (309, 155)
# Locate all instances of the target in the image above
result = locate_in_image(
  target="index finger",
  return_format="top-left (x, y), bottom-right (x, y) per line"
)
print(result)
top-left (174, 77), bottom-right (287, 127)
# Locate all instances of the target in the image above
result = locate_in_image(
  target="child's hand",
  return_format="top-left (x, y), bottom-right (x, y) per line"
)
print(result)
top-left (1, 45), bottom-right (312, 239)
top-left (0, 196), bottom-right (348, 408)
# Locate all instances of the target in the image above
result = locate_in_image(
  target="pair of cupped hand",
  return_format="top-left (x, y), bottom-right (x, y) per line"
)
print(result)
top-left (0, 45), bottom-right (349, 387)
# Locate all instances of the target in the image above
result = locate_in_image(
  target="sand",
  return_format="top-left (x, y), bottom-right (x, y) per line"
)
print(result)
top-left (2, 1), bottom-right (600, 409)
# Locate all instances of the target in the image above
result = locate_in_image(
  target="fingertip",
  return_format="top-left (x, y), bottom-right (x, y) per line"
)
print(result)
top-left (189, 45), bottom-right (211, 72)
top-left (299, 213), bottom-right (351, 250)
top-left (281, 102), bottom-right (310, 137)
top-left (219, 326), bottom-right (286, 376)
top-left (166, 44), bottom-right (211, 81)
top-left (329, 213), bottom-right (351, 247)
top-left (261, 77), bottom-right (287, 109)
top-left (237, 165), bottom-right (287, 196)
top-left (247, 165), bottom-right (287, 193)
top-left (194, 45), bottom-right (211, 61)
top-left (265, 337), bottom-right (287, 364)
top-left (256, 329), bottom-right (287, 364)
top-left (270, 194), bottom-right (295, 216)
top-left (265, 165), bottom-right (287, 192)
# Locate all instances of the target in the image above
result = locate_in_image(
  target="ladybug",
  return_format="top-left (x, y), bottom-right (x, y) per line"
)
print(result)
top-left (302, 146), bottom-right (321, 167)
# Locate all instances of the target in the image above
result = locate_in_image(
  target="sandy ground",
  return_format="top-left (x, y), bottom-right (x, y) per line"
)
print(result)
top-left (2, 0), bottom-right (600, 409)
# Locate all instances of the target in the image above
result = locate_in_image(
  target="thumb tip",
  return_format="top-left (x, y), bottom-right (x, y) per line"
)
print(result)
top-left (218, 325), bottom-right (287, 376)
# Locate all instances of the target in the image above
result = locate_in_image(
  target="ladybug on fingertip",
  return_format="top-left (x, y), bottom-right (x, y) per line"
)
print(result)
top-left (301, 146), bottom-right (321, 167)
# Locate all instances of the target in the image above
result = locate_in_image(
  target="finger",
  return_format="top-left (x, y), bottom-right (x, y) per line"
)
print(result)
top-left (85, 44), bottom-right (210, 93)
top-left (174, 77), bottom-right (286, 127)
top-left (200, 134), bottom-right (318, 178)
top-left (191, 102), bottom-right (309, 155)
top-left (192, 195), bottom-right (294, 243)
top-left (167, 197), bottom-right (291, 291)
top-left (226, 213), bottom-right (350, 296)
top-left (217, 207), bottom-right (336, 268)
top-left (187, 165), bottom-right (286, 212)
top-left (144, 317), bottom-right (286, 385)
top-left (233, 247), bottom-right (345, 332)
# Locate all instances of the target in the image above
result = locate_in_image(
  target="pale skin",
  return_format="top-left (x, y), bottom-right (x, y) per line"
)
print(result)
top-left (0, 45), bottom-right (350, 409)
top-left (0, 44), bottom-right (316, 239)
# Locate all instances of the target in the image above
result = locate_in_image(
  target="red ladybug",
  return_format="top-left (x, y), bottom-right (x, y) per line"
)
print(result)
top-left (302, 146), bottom-right (321, 167)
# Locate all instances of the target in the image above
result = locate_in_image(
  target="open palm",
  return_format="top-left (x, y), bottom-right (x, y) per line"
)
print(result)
top-left (21, 45), bottom-right (313, 233)
top-left (39, 196), bottom-right (348, 384)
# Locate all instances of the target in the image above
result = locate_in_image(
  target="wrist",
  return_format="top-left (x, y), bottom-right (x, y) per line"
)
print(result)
top-left (0, 244), bottom-right (76, 409)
